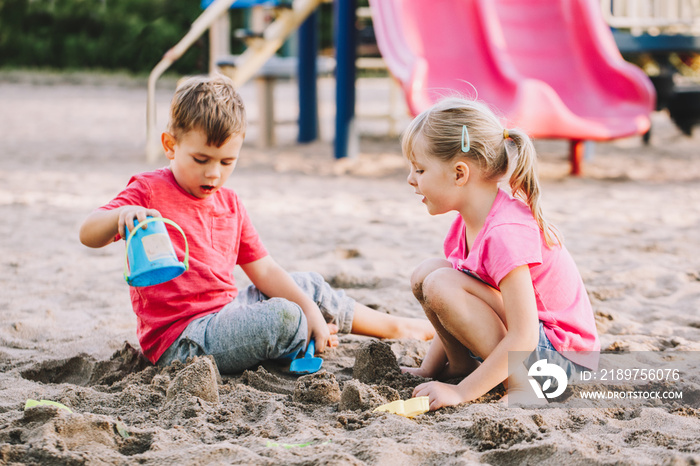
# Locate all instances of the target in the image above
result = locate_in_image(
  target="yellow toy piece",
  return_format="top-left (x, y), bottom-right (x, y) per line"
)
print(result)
top-left (24, 399), bottom-right (73, 413)
top-left (373, 396), bottom-right (429, 418)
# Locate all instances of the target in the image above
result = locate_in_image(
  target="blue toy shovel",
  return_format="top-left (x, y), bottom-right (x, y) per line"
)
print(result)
top-left (289, 339), bottom-right (323, 374)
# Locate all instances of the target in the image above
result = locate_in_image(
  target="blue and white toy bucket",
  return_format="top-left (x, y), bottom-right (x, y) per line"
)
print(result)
top-left (124, 217), bottom-right (189, 287)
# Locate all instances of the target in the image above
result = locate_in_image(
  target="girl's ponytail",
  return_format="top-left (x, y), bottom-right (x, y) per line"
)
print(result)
top-left (507, 129), bottom-right (562, 247)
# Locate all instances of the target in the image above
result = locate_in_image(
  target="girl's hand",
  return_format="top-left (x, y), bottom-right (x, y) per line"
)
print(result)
top-left (117, 206), bottom-right (161, 239)
top-left (413, 380), bottom-right (468, 411)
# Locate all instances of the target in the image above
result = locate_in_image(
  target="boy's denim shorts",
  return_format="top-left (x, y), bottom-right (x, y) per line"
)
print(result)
top-left (157, 271), bottom-right (355, 374)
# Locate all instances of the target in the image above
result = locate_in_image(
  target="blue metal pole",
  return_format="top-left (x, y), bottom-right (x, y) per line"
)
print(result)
top-left (334, 0), bottom-right (357, 159)
top-left (298, 10), bottom-right (319, 143)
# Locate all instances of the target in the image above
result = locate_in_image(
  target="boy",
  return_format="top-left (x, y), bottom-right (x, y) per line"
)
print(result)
top-left (79, 75), bottom-right (433, 373)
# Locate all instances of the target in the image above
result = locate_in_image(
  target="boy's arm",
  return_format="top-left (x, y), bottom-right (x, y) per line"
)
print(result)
top-left (79, 206), bottom-right (161, 248)
top-left (240, 256), bottom-right (334, 352)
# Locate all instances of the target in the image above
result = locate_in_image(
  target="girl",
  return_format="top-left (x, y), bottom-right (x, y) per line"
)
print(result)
top-left (401, 97), bottom-right (599, 409)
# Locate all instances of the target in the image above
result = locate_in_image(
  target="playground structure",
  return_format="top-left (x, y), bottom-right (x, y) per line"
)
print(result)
top-left (368, 0), bottom-right (656, 175)
top-left (602, 0), bottom-right (700, 35)
top-left (603, 0), bottom-right (700, 137)
top-left (146, 0), bottom-right (331, 161)
top-left (146, 0), bottom-right (669, 175)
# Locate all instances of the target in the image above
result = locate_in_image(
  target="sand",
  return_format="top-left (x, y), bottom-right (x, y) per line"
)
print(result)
top-left (1, 73), bottom-right (700, 465)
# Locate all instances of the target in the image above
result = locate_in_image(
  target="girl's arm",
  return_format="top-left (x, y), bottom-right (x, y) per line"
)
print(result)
top-left (79, 206), bottom-right (161, 248)
top-left (240, 256), bottom-right (335, 352)
top-left (414, 265), bottom-right (540, 409)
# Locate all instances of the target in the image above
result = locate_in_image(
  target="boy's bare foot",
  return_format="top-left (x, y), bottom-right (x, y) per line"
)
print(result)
top-left (351, 305), bottom-right (435, 341)
top-left (391, 316), bottom-right (436, 341)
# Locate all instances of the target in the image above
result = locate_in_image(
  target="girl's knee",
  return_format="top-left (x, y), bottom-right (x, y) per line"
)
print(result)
top-left (411, 258), bottom-right (452, 301)
top-left (421, 268), bottom-right (461, 311)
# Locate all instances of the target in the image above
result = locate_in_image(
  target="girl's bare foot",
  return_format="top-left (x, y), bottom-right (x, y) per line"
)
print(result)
top-left (500, 365), bottom-right (548, 406)
top-left (402, 360), bottom-right (475, 381)
top-left (401, 366), bottom-right (433, 378)
top-left (500, 389), bottom-right (548, 407)
top-left (436, 360), bottom-right (477, 382)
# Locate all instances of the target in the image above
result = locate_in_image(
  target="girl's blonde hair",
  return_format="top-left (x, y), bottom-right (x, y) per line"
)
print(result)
top-left (402, 97), bottom-right (561, 247)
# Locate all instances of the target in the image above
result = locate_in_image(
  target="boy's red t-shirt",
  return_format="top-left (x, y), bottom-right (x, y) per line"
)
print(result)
top-left (98, 168), bottom-right (268, 363)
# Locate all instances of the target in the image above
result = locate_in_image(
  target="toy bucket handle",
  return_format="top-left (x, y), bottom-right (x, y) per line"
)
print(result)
top-left (123, 217), bottom-right (189, 282)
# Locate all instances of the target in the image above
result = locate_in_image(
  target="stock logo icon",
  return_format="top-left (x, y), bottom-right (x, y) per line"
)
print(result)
top-left (528, 359), bottom-right (568, 399)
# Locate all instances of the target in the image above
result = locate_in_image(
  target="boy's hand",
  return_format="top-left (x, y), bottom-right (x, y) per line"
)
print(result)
top-left (307, 311), bottom-right (340, 353)
top-left (117, 206), bottom-right (162, 240)
top-left (327, 323), bottom-right (339, 348)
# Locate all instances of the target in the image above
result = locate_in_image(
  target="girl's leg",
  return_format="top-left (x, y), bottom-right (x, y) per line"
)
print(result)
top-left (409, 258), bottom-right (454, 302)
top-left (415, 265), bottom-right (507, 379)
top-left (402, 334), bottom-right (449, 378)
top-left (400, 258), bottom-right (453, 377)
top-left (417, 268), bottom-right (543, 404)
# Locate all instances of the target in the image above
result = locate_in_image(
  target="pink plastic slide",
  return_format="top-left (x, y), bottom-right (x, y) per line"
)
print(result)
top-left (369, 0), bottom-right (655, 172)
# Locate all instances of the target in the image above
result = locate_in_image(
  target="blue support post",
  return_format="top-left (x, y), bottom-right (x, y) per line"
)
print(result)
top-left (334, 0), bottom-right (357, 159)
top-left (298, 10), bottom-right (319, 143)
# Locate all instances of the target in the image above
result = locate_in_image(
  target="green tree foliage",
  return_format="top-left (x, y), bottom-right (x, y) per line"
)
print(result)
top-left (0, 0), bottom-right (208, 73)
top-left (0, 0), bottom-right (339, 74)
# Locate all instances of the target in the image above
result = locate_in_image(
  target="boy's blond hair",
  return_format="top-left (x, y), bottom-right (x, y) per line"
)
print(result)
top-left (167, 74), bottom-right (246, 147)
top-left (402, 97), bottom-right (562, 247)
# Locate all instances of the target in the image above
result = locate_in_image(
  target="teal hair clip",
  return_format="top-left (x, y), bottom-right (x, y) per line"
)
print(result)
top-left (461, 125), bottom-right (470, 152)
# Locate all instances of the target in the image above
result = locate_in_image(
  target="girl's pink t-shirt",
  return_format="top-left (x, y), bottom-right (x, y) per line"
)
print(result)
top-left (444, 189), bottom-right (599, 368)
top-left (99, 168), bottom-right (268, 363)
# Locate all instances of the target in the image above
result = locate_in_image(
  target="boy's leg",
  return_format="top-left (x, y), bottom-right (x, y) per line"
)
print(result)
top-left (346, 258), bottom-right (449, 341)
top-left (288, 271), bottom-right (356, 335)
top-left (289, 271), bottom-right (434, 341)
top-left (349, 304), bottom-right (435, 341)
top-left (165, 272), bottom-right (346, 373)
top-left (202, 296), bottom-right (308, 373)
top-left (158, 289), bottom-right (308, 374)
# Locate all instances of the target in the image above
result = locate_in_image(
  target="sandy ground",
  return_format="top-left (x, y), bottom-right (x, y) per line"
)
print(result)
top-left (1, 73), bottom-right (700, 465)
